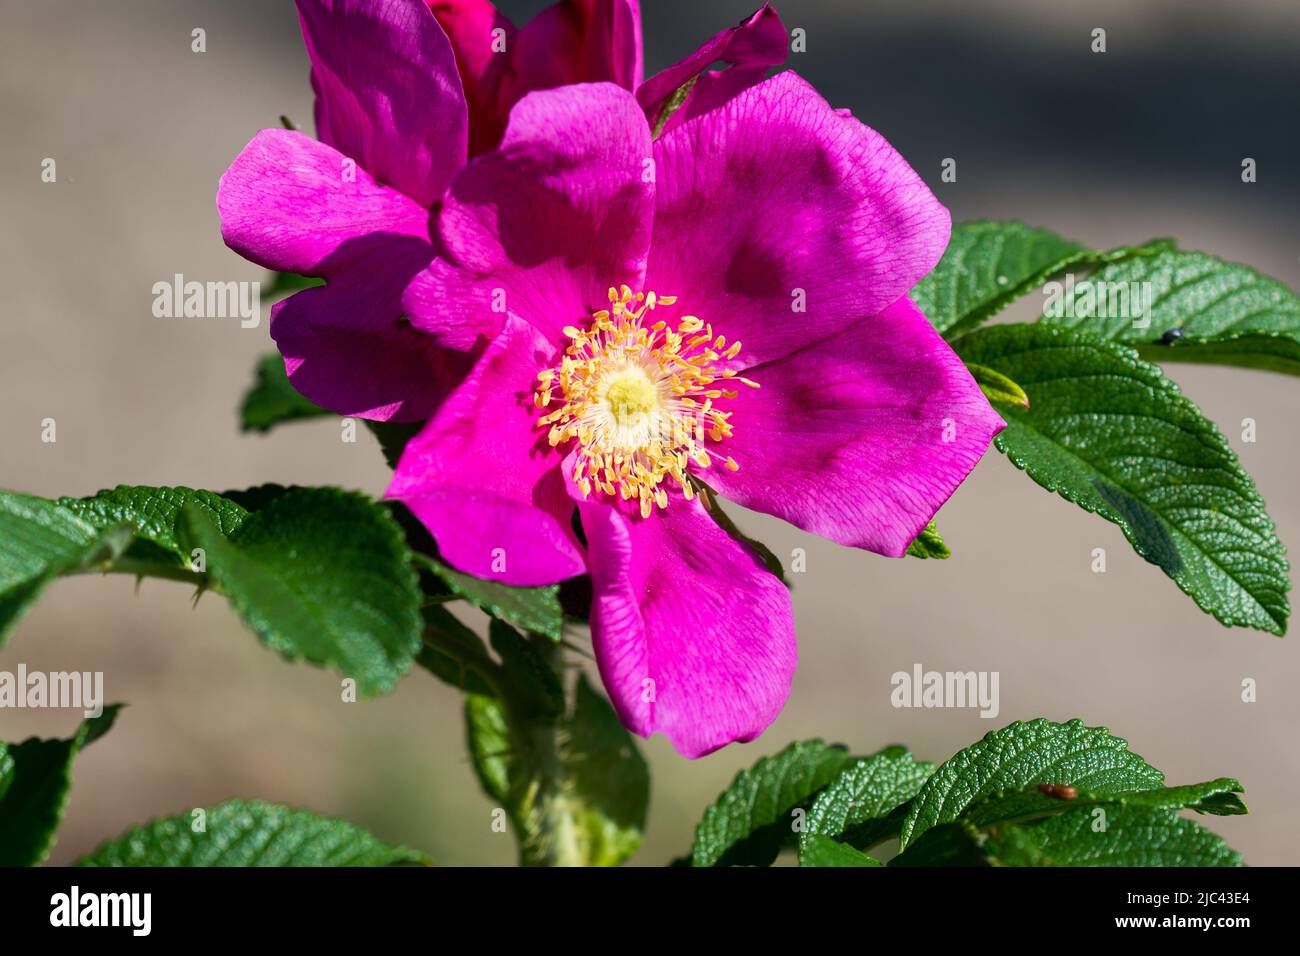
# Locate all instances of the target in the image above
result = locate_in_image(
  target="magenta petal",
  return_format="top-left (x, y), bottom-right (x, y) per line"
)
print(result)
top-left (707, 296), bottom-right (1005, 556)
top-left (430, 0), bottom-right (509, 84)
top-left (402, 257), bottom-right (507, 351)
top-left (217, 102), bottom-right (458, 422)
top-left (296, 0), bottom-right (467, 208)
top-left (429, 0), bottom-right (517, 156)
top-left (594, 0), bottom-right (643, 90)
top-left (432, 0), bottom-right (641, 155)
top-left (580, 496), bottom-right (796, 758)
top-left (387, 314), bottom-right (586, 585)
top-left (648, 71), bottom-right (951, 368)
top-left (636, 4), bottom-right (787, 135)
top-left (509, 1), bottom-right (643, 99)
top-left (579, 0), bottom-right (643, 90)
top-left (416, 82), bottom-right (654, 343)
top-left (217, 128), bottom-right (431, 277)
top-left (270, 236), bottom-right (471, 422)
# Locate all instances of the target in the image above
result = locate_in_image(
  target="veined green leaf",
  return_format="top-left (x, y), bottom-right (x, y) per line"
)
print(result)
top-left (965, 361), bottom-right (1030, 408)
top-left (77, 798), bottom-right (427, 867)
top-left (799, 834), bottom-right (882, 867)
top-left (800, 749), bottom-right (934, 859)
top-left (418, 555), bottom-right (563, 641)
top-left (986, 805), bottom-right (1243, 867)
top-left (904, 521), bottom-right (950, 560)
top-left (960, 777), bottom-right (1246, 831)
top-left (900, 718), bottom-right (1164, 849)
top-left (888, 821), bottom-right (995, 867)
top-left (1041, 249), bottom-right (1300, 375)
top-left (912, 220), bottom-right (1169, 337)
top-left (59, 485), bottom-right (249, 559)
top-left (240, 352), bottom-right (332, 433)
top-left (4, 485), bottom-right (425, 694)
top-left (0, 706), bottom-right (122, 866)
top-left (179, 488), bottom-right (422, 696)
top-left (956, 323), bottom-right (1290, 634)
top-left (0, 492), bottom-right (134, 643)
top-left (417, 605), bottom-right (497, 696)
top-left (692, 739), bottom-right (854, 867)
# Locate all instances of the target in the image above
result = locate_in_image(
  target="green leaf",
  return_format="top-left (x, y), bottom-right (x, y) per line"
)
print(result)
top-left (799, 834), bottom-right (882, 867)
top-left (419, 555), bottom-right (564, 642)
top-left (1041, 249), bottom-right (1300, 376)
top-left (59, 485), bottom-right (250, 560)
top-left (965, 361), bottom-right (1030, 408)
top-left (800, 749), bottom-right (934, 859)
top-left (0, 491), bottom-right (134, 642)
top-left (987, 805), bottom-right (1243, 867)
top-left (651, 74), bottom-right (699, 139)
top-left (238, 354), bottom-right (421, 461)
top-left (465, 693), bottom-right (514, 805)
top-left (961, 777), bottom-right (1246, 831)
top-left (487, 619), bottom-right (564, 718)
top-left (888, 821), bottom-right (994, 867)
top-left (900, 718), bottom-right (1165, 850)
top-left (0, 706), bottom-right (122, 866)
top-left (76, 798), bottom-right (427, 866)
top-left (179, 487), bottom-right (422, 696)
top-left (565, 675), bottom-right (651, 866)
top-left (240, 353), bottom-right (332, 433)
top-left (2, 483), bottom-right (490, 698)
top-left (892, 783), bottom-right (1247, 867)
top-left (465, 674), bottom-right (649, 867)
top-left (912, 220), bottom-right (1169, 337)
top-left (217, 483), bottom-right (295, 513)
top-left (955, 323), bottom-right (1290, 635)
top-left (262, 271), bottom-right (324, 299)
top-left (417, 605), bottom-right (497, 696)
top-left (692, 739), bottom-right (854, 867)
top-left (904, 521), bottom-right (950, 560)
top-left (366, 419), bottom-right (423, 470)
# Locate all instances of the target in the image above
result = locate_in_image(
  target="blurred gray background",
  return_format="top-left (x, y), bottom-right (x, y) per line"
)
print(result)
top-left (2, 0), bottom-right (1298, 865)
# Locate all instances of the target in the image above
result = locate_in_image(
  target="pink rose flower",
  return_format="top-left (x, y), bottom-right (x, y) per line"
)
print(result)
top-left (387, 78), bottom-right (1004, 756)
top-left (218, 0), bottom-right (786, 421)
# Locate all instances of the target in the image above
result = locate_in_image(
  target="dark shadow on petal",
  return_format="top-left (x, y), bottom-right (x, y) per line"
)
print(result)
top-left (272, 231), bottom-right (477, 421)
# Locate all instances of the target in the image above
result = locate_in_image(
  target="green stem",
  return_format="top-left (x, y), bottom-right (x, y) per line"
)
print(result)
top-left (516, 640), bottom-right (582, 867)
top-left (449, 621), bottom-right (587, 866)
top-left (71, 557), bottom-right (208, 587)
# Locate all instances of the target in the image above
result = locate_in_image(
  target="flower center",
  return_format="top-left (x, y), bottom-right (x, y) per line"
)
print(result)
top-left (603, 368), bottom-right (658, 424)
top-left (534, 286), bottom-right (758, 518)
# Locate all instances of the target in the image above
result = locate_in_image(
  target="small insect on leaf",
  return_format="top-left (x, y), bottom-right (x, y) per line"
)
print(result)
top-left (1037, 783), bottom-right (1078, 800)
top-left (1158, 327), bottom-right (1185, 345)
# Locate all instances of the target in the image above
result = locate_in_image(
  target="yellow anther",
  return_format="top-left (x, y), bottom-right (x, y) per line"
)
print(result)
top-left (533, 287), bottom-right (752, 512)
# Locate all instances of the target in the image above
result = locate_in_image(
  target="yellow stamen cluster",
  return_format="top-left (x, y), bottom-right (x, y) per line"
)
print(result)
top-left (534, 286), bottom-right (758, 518)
